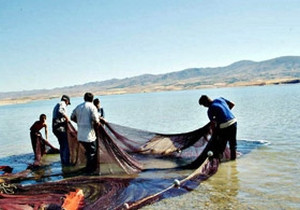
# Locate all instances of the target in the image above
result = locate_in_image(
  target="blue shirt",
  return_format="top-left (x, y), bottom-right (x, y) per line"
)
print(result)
top-left (208, 97), bottom-right (235, 125)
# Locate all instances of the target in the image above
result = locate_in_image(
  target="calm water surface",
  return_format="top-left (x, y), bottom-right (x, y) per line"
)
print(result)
top-left (0, 84), bottom-right (299, 209)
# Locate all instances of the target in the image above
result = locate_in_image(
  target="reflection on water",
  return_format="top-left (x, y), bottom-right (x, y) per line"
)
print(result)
top-left (204, 161), bottom-right (240, 207)
top-left (142, 161), bottom-right (243, 210)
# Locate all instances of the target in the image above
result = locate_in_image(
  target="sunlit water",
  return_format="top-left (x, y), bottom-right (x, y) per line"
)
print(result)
top-left (0, 84), bottom-right (299, 209)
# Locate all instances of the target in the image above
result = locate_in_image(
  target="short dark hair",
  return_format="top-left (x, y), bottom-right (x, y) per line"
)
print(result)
top-left (93, 98), bottom-right (100, 106)
top-left (84, 92), bottom-right (94, 102)
top-left (39, 114), bottom-right (46, 121)
top-left (199, 95), bottom-right (210, 106)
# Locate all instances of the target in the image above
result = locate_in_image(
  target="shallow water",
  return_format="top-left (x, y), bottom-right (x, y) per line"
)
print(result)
top-left (0, 84), bottom-right (299, 209)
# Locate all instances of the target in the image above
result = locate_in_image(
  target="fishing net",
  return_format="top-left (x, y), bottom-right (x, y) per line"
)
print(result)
top-left (29, 133), bottom-right (60, 167)
top-left (0, 159), bottom-right (220, 210)
top-left (0, 122), bottom-right (238, 209)
top-left (105, 122), bottom-right (211, 156)
top-left (66, 121), bottom-right (214, 175)
top-left (67, 123), bottom-right (143, 175)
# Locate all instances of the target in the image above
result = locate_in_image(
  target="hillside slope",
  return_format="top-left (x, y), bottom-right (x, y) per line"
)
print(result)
top-left (1, 56), bottom-right (300, 104)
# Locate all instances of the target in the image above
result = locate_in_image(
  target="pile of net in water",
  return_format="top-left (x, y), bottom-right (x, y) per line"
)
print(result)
top-left (0, 122), bottom-right (232, 209)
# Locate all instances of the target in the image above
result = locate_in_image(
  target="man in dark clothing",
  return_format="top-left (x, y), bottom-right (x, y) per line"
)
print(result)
top-left (93, 98), bottom-right (105, 118)
top-left (52, 95), bottom-right (71, 166)
top-left (199, 95), bottom-right (237, 160)
top-left (30, 114), bottom-right (59, 165)
top-left (187, 95), bottom-right (237, 168)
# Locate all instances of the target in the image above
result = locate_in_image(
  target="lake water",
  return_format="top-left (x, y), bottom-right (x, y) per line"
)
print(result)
top-left (0, 84), bottom-right (299, 209)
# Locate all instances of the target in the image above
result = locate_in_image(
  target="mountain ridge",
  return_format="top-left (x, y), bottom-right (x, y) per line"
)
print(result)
top-left (1, 56), bottom-right (300, 104)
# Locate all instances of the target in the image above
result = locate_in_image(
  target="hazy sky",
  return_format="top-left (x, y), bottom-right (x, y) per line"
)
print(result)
top-left (1, 0), bottom-right (299, 92)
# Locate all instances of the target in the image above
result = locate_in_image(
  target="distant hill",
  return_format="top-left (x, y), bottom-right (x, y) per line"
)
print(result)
top-left (1, 56), bottom-right (300, 103)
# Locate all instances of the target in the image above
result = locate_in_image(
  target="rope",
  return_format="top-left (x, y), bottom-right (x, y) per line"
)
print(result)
top-left (0, 182), bottom-right (17, 194)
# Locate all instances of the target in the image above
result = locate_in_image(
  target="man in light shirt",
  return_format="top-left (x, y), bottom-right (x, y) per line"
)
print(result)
top-left (71, 92), bottom-right (100, 173)
top-left (52, 95), bottom-right (71, 166)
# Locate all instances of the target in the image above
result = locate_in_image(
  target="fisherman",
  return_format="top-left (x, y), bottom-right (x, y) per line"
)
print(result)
top-left (71, 92), bottom-right (100, 173)
top-left (30, 114), bottom-right (59, 163)
top-left (93, 98), bottom-right (105, 118)
top-left (199, 95), bottom-right (237, 160)
top-left (52, 95), bottom-right (71, 166)
top-left (184, 95), bottom-right (237, 168)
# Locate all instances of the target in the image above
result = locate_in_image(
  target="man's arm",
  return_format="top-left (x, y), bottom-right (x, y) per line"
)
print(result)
top-left (63, 113), bottom-right (70, 122)
top-left (91, 106), bottom-right (101, 126)
top-left (70, 109), bottom-right (77, 123)
top-left (227, 100), bottom-right (235, 110)
top-left (44, 123), bottom-right (48, 140)
top-left (59, 103), bottom-right (70, 122)
top-left (223, 98), bottom-right (235, 110)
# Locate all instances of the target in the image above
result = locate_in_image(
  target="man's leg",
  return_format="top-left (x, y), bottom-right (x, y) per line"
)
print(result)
top-left (88, 141), bottom-right (97, 172)
top-left (219, 123), bottom-right (237, 160)
top-left (81, 141), bottom-right (97, 173)
top-left (30, 132), bottom-right (37, 158)
top-left (55, 131), bottom-right (70, 165)
top-left (228, 123), bottom-right (237, 160)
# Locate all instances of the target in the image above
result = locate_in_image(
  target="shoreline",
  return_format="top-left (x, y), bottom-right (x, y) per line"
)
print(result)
top-left (0, 78), bottom-right (299, 107)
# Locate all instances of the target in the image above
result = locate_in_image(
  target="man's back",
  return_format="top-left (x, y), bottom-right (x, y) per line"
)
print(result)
top-left (208, 98), bottom-right (235, 125)
top-left (52, 101), bottom-right (67, 133)
top-left (72, 102), bottom-right (99, 142)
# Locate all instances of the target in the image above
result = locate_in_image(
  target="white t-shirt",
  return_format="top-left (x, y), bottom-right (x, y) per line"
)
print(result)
top-left (71, 102), bottom-right (100, 142)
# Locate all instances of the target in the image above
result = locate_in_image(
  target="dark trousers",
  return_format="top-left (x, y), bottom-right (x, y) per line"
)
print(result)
top-left (80, 141), bottom-right (97, 173)
top-left (188, 122), bottom-right (237, 168)
top-left (54, 131), bottom-right (70, 166)
top-left (217, 122), bottom-right (237, 160)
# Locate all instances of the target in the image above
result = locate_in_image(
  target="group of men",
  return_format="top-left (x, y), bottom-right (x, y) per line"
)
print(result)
top-left (30, 92), bottom-right (104, 172)
top-left (31, 92), bottom-right (237, 172)
top-left (52, 92), bottom-right (105, 173)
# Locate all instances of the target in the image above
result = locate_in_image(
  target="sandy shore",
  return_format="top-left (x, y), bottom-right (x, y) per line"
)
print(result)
top-left (0, 98), bottom-right (34, 106)
top-left (0, 78), bottom-right (298, 107)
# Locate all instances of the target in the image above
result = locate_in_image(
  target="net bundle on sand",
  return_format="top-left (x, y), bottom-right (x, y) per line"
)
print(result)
top-left (0, 122), bottom-right (233, 209)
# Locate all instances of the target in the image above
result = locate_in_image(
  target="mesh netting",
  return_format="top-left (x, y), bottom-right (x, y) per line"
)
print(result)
top-left (0, 122), bottom-right (234, 209)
